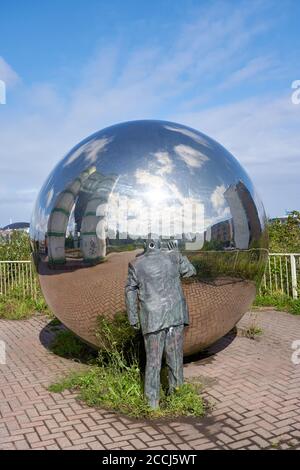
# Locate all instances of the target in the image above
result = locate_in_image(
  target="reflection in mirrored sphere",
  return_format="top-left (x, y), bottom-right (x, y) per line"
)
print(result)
top-left (31, 120), bottom-right (268, 355)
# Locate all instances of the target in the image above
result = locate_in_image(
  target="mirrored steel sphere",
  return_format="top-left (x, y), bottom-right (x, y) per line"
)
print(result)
top-left (31, 120), bottom-right (268, 355)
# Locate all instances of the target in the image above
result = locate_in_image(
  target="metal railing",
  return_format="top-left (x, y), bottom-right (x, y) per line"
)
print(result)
top-left (0, 261), bottom-right (37, 299)
top-left (0, 254), bottom-right (299, 300)
top-left (261, 253), bottom-right (300, 299)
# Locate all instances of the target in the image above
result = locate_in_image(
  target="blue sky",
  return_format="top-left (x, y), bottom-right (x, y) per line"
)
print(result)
top-left (0, 0), bottom-right (300, 226)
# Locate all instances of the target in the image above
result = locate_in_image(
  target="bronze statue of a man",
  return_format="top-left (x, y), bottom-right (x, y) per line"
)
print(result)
top-left (125, 240), bottom-right (196, 409)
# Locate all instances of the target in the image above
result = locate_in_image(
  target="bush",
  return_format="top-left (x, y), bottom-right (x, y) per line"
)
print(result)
top-left (95, 313), bottom-right (144, 367)
top-left (269, 211), bottom-right (300, 253)
top-left (0, 231), bottom-right (31, 260)
top-left (0, 290), bottom-right (49, 320)
top-left (50, 313), bottom-right (205, 418)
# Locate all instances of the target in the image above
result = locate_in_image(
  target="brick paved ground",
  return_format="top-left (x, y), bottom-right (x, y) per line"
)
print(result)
top-left (0, 309), bottom-right (299, 450)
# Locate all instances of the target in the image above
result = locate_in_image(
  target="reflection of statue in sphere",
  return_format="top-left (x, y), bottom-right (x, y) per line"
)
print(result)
top-left (30, 120), bottom-right (268, 356)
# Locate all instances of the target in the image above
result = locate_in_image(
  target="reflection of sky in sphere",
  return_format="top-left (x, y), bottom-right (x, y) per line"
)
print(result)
top-left (31, 120), bottom-right (266, 245)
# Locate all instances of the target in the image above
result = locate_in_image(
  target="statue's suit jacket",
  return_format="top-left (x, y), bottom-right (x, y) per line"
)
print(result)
top-left (125, 249), bottom-right (196, 335)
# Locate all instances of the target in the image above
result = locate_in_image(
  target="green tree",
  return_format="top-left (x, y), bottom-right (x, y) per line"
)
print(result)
top-left (269, 211), bottom-right (300, 252)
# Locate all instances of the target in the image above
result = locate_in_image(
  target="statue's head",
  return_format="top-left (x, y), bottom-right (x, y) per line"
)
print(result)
top-left (144, 239), bottom-right (161, 253)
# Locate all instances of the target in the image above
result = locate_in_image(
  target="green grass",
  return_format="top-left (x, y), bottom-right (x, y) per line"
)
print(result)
top-left (49, 313), bottom-right (205, 419)
top-left (240, 324), bottom-right (263, 339)
top-left (238, 312), bottom-right (263, 339)
top-left (188, 249), bottom-right (267, 287)
top-left (0, 290), bottom-right (49, 320)
top-left (254, 291), bottom-right (300, 315)
top-left (49, 365), bottom-right (204, 419)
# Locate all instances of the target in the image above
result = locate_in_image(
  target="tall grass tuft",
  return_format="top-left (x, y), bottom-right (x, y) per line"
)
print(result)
top-left (49, 313), bottom-right (205, 418)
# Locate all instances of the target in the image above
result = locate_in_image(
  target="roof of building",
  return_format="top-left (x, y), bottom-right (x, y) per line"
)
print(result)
top-left (1, 222), bottom-right (30, 230)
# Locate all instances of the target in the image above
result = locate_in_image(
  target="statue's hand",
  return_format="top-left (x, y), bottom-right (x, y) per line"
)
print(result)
top-left (133, 322), bottom-right (140, 331)
top-left (167, 240), bottom-right (178, 251)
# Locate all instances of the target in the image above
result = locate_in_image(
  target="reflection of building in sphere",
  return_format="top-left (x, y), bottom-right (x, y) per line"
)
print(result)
top-left (224, 180), bottom-right (262, 249)
top-left (205, 220), bottom-right (233, 247)
top-left (31, 120), bottom-right (268, 355)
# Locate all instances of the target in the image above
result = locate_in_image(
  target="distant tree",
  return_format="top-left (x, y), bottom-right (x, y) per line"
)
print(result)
top-left (201, 240), bottom-right (224, 251)
top-left (269, 211), bottom-right (300, 253)
top-left (0, 231), bottom-right (31, 260)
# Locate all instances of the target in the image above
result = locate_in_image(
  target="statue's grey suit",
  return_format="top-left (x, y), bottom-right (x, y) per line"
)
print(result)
top-left (125, 241), bottom-right (196, 408)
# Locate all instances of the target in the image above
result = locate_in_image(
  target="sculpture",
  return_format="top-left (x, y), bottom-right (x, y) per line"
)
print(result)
top-left (125, 239), bottom-right (196, 408)
top-left (30, 120), bottom-right (268, 355)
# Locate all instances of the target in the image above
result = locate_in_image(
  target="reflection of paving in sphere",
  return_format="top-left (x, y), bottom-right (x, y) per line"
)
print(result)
top-left (39, 250), bottom-right (256, 356)
top-left (31, 120), bottom-right (268, 354)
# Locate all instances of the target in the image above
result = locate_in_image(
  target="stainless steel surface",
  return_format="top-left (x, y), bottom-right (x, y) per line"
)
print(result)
top-left (30, 120), bottom-right (268, 355)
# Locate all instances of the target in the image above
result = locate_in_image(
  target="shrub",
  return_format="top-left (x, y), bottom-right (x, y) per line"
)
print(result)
top-left (50, 313), bottom-right (205, 418)
top-left (0, 287), bottom-right (49, 320)
top-left (0, 231), bottom-right (31, 260)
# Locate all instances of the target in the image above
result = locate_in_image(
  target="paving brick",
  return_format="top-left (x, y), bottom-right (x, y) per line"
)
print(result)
top-left (55, 436), bottom-right (72, 448)
top-left (229, 439), bottom-right (252, 449)
top-left (88, 441), bottom-right (106, 450)
top-left (250, 435), bottom-right (270, 449)
top-left (0, 310), bottom-right (299, 450)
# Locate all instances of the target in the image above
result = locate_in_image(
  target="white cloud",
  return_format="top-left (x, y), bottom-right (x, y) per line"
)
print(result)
top-left (46, 188), bottom-right (54, 209)
top-left (174, 95), bottom-right (300, 217)
top-left (0, 57), bottom-right (19, 86)
top-left (174, 144), bottom-right (209, 169)
top-left (210, 184), bottom-right (231, 219)
top-left (153, 151), bottom-right (174, 175)
top-left (218, 56), bottom-right (276, 91)
top-left (63, 137), bottom-right (113, 167)
top-left (164, 125), bottom-right (213, 148)
top-left (135, 169), bottom-right (183, 203)
top-left (211, 184), bottom-right (226, 211)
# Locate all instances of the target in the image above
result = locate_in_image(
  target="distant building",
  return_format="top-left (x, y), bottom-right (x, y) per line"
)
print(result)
top-left (204, 219), bottom-right (233, 249)
top-left (235, 181), bottom-right (261, 242)
top-left (210, 219), bottom-right (233, 244)
top-left (1, 222), bottom-right (30, 232)
top-left (224, 181), bottom-right (261, 249)
top-left (269, 217), bottom-right (288, 224)
top-left (224, 185), bottom-right (250, 249)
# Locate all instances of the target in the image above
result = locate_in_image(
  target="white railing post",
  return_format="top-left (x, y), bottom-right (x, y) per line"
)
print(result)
top-left (0, 260), bottom-right (36, 299)
top-left (290, 254), bottom-right (298, 299)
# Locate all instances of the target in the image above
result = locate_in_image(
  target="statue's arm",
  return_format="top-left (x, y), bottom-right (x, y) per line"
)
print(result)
top-left (125, 263), bottom-right (140, 327)
top-left (179, 253), bottom-right (196, 278)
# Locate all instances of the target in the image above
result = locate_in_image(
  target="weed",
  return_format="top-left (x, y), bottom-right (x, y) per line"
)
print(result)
top-left (50, 313), bottom-right (205, 418)
top-left (0, 290), bottom-right (49, 320)
top-left (254, 291), bottom-right (300, 315)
